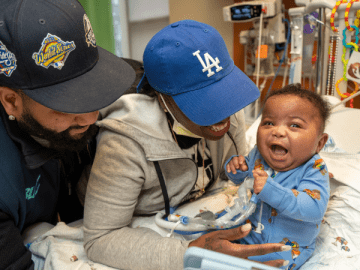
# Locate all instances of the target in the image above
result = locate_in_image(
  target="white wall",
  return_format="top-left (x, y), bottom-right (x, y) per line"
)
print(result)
top-left (125, 0), bottom-right (234, 62)
top-left (127, 0), bottom-right (170, 61)
top-left (128, 0), bottom-right (169, 22)
top-left (129, 17), bottom-right (169, 61)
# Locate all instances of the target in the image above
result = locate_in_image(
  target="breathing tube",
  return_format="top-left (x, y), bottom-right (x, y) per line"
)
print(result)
top-left (155, 170), bottom-right (271, 234)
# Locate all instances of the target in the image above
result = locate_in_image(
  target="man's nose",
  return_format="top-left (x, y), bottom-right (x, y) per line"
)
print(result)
top-left (74, 111), bottom-right (99, 126)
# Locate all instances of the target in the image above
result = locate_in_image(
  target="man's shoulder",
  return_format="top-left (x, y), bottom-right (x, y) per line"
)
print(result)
top-left (0, 117), bottom-right (25, 207)
top-left (0, 117), bottom-right (23, 167)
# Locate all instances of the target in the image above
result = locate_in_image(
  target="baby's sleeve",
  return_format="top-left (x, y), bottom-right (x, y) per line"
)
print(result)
top-left (224, 147), bottom-right (257, 185)
top-left (257, 157), bottom-right (330, 222)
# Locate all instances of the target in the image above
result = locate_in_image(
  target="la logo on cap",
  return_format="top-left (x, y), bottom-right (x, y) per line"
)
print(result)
top-left (193, 50), bottom-right (223, 77)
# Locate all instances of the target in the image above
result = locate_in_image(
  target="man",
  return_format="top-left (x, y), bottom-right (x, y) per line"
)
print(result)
top-left (0, 0), bottom-right (135, 269)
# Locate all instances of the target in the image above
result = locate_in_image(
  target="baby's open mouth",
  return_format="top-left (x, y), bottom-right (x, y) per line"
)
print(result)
top-left (271, 144), bottom-right (288, 156)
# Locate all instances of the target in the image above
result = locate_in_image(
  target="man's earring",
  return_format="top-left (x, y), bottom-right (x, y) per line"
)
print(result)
top-left (9, 115), bottom-right (15, 121)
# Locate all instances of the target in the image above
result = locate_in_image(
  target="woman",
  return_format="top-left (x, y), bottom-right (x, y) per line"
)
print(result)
top-left (83, 20), bottom-right (289, 270)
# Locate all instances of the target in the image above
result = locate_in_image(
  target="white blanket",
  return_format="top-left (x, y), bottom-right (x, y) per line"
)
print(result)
top-left (28, 184), bottom-right (240, 270)
top-left (29, 222), bottom-right (118, 270)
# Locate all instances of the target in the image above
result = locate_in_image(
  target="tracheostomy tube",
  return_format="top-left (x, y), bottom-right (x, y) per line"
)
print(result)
top-left (155, 170), bottom-right (271, 232)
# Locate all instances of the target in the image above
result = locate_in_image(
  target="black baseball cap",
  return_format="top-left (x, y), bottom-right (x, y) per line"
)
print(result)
top-left (0, 0), bottom-right (135, 113)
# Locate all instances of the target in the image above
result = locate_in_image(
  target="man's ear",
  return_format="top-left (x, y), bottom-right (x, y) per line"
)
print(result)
top-left (0, 87), bottom-right (24, 118)
top-left (316, 133), bottom-right (329, 153)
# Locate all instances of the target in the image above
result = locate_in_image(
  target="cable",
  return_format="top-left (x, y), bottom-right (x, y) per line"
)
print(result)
top-left (166, 220), bottom-right (181, 238)
top-left (331, 89), bottom-right (360, 110)
top-left (255, 12), bottom-right (264, 89)
top-left (226, 131), bottom-right (239, 156)
top-left (256, 17), bottom-right (291, 118)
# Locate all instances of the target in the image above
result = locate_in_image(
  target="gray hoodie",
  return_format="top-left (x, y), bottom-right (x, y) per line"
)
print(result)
top-left (83, 93), bottom-right (248, 270)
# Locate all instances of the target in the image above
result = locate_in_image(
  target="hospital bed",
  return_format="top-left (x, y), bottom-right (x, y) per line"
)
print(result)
top-left (22, 95), bottom-right (360, 270)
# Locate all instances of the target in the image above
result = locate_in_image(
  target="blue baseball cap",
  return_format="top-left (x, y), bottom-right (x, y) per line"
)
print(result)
top-left (140, 20), bottom-right (259, 126)
top-left (0, 0), bottom-right (135, 114)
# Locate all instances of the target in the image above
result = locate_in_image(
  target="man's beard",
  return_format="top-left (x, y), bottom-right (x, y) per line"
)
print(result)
top-left (17, 109), bottom-right (99, 152)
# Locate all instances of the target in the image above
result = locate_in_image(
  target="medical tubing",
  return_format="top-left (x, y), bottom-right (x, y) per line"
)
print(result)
top-left (256, 12), bottom-right (264, 88)
top-left (332, 89), bottom-right (360, 110)
top-left (179, 182), bottom-right (259, 230)
top-left (156, 176), bottom-right (264, 232)
top-left (226, 131), bottom-right (239, 156)
top-left (254, 200), bottom-right (264, 234)
top-left (258, 201), bottom-right (264, 223)
top-left (176, 201), bottom-right (258, 230)
top-left (178, 178), bottom-right (260, 229)
top-left (259, 18), bottom-right (291, 118)
top-left (155, 212), bottom-right (208, 232)
top-left (155, 197), bottom-right (258, 232)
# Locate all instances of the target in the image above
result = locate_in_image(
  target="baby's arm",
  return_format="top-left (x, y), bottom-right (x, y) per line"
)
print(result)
top-left (224, 147), bottom-right (258, 184)
top-left (226, 155), bottom-right (248, 174)
top-left (256, 160), bottom-right (330, 222)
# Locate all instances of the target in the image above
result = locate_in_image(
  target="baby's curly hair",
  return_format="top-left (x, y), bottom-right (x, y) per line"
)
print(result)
top-left (263, 84), bottom-right (331, 133)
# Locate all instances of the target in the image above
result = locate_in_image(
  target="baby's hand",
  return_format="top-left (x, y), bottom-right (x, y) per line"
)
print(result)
top-left (252, 169), bottom-right (268, 194)
top-left (226, 155), bottom-right (248, 174)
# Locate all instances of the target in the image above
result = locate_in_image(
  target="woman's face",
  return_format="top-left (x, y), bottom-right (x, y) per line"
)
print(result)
top-left (158, 93), bottom-right (230, 141)
top-left (198, 117), bottom-right (231, 140)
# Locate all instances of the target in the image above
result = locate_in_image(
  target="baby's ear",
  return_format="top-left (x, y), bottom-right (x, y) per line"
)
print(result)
top-left (316, 133), bottom-right (329, 153)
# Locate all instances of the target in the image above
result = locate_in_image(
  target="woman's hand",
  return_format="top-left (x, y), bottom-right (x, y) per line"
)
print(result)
top-left (188, 223), bottom-right (290, 268)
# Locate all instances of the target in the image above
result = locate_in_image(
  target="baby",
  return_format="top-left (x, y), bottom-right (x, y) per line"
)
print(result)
top-left (224, 84), bottom-right (331, 270)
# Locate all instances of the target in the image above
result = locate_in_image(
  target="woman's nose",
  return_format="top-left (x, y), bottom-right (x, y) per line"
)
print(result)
top-left (74, 111), bottom-right (99, 126)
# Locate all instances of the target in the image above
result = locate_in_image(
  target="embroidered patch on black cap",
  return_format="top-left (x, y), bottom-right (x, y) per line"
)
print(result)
top-left (32, 34), bottom-right (76, 70)
top-left (0, 41), bottom-right (17, 77)
top-left (83, 14), bottom-right (96, 48)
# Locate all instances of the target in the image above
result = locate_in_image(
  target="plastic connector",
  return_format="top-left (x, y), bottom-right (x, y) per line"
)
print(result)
top-left (250, 194), bottom-right (259, 204)
top-left (180, 216), bottom-right (189, 225)
top-left (167, 214), bottom-right (181, 222)
top-left (254, 222), bottom-right (265, 234)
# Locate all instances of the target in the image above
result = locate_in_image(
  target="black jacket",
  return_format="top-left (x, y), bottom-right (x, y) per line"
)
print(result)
top-left (0, 105), bottom-right (96, 270)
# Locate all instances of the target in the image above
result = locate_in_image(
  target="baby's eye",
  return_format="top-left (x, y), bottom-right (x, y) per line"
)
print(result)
top-left (263, 122), bottom-right (274, 126)
top-left (290, 124), bottom-right (300, 128)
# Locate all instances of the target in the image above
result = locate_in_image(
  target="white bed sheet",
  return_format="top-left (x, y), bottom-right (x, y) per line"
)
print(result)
top-left (301, 153), bottom-right (360, 270)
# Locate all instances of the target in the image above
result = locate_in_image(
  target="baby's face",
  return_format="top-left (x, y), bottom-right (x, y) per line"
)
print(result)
top-left (257, 94), bottom-right (326, 172)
